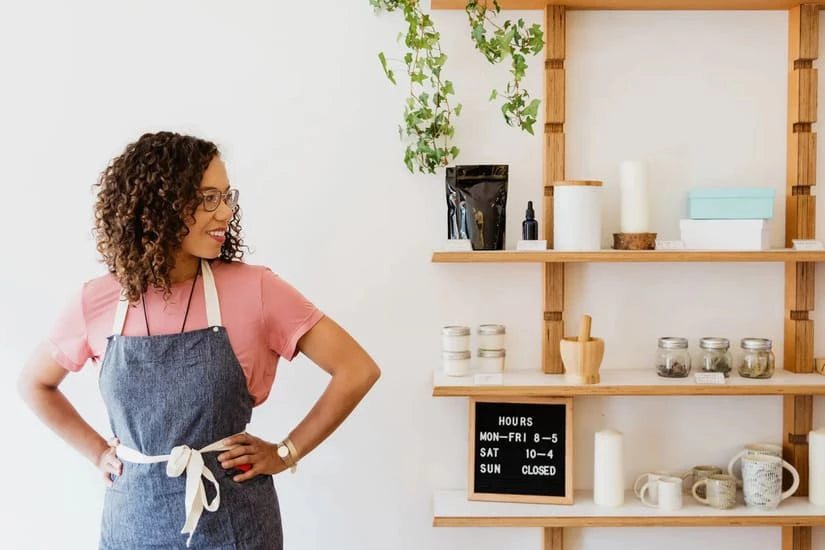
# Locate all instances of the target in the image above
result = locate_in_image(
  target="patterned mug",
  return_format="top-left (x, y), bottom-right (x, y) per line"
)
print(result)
top-left (741, 454), bottom-right (800, 509)
top-left (728, 442), bottom-right (782, 484)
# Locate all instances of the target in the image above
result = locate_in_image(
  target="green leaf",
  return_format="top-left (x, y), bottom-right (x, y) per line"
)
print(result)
top-left (450, 146), bottom-right (460, 158)
top-left (524, 98), bottom-right (540, 119)
top-left (443, 80), bottom-right (455, 95)
top-left (489, 89), bottom-right (498, 101)
top-left (454, 103), bottom-right (462, 116)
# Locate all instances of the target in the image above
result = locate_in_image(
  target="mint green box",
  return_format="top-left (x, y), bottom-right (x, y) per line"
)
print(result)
top-left (687, 187), bottom-right (775, 220)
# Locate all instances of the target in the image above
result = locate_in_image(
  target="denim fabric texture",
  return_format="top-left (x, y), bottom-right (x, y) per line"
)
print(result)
top-left (98, 277), bottom-right (283, 549)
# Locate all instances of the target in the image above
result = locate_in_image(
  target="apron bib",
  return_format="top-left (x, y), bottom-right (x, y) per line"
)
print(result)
top-left (98, 260), bottom-right (283, 549)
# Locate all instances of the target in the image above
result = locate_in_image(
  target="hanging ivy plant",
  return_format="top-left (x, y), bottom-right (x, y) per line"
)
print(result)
top-left (371, 0), bottom-right (544, 174)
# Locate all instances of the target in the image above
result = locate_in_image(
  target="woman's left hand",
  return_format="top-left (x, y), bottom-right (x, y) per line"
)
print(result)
top-left (218, 432), bottom-right (285, 482)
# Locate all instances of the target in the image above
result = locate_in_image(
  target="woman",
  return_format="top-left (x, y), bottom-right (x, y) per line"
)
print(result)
top-left (17, 131), bottom-right (381, 549)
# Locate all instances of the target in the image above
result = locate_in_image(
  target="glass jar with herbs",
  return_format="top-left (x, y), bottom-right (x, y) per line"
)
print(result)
top-left (738, 338), bottom-right (775, 379)
top-left (698, 337), bottom-right (732, 377)
top-left (656, 337), bottom-right (691, 378)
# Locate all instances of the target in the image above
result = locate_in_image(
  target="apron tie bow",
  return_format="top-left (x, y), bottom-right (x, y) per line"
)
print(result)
top-left (116, 439), bottom-right (238, 547)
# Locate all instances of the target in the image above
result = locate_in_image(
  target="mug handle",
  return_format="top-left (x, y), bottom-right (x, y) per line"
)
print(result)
top-left (727, 450), bottom-right (745, 486)
top-left (633, 474), bottom-right (649, 498)
top-left (640, 482), bottom-right (657, 508)
top-left (781, 460), bottom-right (801, 501)
top-left (691, 479), bottom-right (710, 505)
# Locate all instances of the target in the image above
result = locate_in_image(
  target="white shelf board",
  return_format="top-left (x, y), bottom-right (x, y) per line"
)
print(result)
top-left (433, 368), bottom-right (825, 397)
top-left (433, 490), bottom-right (825, 527)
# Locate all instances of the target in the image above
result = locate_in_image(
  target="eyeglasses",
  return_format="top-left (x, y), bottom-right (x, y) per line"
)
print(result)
top-left (199, 188), bottom-right (239, 212)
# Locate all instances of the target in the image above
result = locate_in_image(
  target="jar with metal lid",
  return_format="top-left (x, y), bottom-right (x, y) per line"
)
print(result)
top-left (478, 324), bottom-right (506, 350)
top-left (443, 350), bottom-right (471, 376)
top-left (698, 337), bottom-right (732, 377)
top-left (442, 326), bottom-right (470, 352)
top-left (656, 337), bottom-right (691, 378)
top-left (478, 348), bottom-right (506, 373)
top-left (738, 338), bottom-right (775, 379)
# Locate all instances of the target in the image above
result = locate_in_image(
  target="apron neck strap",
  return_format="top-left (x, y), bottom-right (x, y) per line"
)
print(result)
top-left (111, 259), bottom-right (222, 336)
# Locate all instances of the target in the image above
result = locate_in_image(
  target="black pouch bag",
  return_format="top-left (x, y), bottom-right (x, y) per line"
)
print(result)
top-left (446, 165), bottom-right (508, 250)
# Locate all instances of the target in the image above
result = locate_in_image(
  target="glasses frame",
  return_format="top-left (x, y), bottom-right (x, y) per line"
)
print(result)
top-left (199, 188), bottom-right (239, 212)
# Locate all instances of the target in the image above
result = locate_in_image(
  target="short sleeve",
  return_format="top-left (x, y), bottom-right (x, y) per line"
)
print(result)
top-left (48, 284), bottom-right (94, 372)
top-left (261, 268), bottom-right (323, 361)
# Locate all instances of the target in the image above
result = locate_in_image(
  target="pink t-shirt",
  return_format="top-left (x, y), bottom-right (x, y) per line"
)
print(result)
top-left (48, 261), bottom-right (324, 406)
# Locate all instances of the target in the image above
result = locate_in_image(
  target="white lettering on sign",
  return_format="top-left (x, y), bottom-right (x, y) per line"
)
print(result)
top-left (507, 432), bottom-right (527, 443)
top-left (480, 463), bottom-right (502, 474)
top-left (521, 465), bottom-right (557, 476)
top-left (498, 416), bottom-right (534, 427)
top-left (479, 447), bottom-right (500, 458)
top-left (479, 432), bottom-right (501, 442)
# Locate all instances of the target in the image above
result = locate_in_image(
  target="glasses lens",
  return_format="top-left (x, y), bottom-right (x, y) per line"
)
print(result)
top-left (203, 191), bottom-right (220, 211)
top-left (227, 189), bottom-right (239, 209)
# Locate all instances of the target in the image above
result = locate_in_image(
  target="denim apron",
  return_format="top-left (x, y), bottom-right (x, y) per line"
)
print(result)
top-left (98, 259), bottom-right (283, 549)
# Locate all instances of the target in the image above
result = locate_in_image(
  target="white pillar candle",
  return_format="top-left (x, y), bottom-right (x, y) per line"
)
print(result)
top-left (810, 428), bottom-right (825, 506)
top-left (619, 161), bottom-right (650, 233)
top-left (593, 429), bottom-right (624, 507)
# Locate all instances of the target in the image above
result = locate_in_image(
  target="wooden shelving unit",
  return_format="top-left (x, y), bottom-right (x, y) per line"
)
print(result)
top-left (432, 249), bottom-right (825, 263)
top-left (433, 369), bottom-right (825, 397)
top-left (433, 490), bottom-right (825, 528)
top-left (432, 1), bottom-right (806, 9)
top-left (429, 2), bottom-right (821, 550)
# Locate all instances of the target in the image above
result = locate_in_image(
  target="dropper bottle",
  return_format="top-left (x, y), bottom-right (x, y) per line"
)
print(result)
top-left (522, 200), bottom-right (538, 240)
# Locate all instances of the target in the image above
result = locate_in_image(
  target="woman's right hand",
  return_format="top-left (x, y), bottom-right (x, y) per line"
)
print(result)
top-left (97, 437), bottom-right (122, 488)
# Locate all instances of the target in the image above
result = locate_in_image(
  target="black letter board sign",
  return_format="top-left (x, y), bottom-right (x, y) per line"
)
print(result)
top-left (468, 396), bottom-right (573, 504)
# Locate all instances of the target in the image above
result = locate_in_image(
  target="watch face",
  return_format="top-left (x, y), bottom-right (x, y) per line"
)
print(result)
top-left (277, 445), bottom-right (290, 458)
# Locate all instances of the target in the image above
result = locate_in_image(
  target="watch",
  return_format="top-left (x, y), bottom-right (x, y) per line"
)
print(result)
top-left (276, 441), bottom-right (297, 473)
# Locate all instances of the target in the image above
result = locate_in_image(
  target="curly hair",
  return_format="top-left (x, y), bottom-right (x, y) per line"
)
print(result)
top-left (93, 131), bottom-right (245, 302)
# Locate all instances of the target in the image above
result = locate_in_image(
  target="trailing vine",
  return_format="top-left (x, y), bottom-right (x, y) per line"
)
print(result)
top-left (371, 0), bottom-right (544, 174)
top-left (465, 0), bottom-right (544, 135)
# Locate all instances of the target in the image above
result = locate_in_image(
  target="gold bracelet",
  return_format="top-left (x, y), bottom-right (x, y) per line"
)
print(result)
top-left (284, 438), bottom-right (300, 464)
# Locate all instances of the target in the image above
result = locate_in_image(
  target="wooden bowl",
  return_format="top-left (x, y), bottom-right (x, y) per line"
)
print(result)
top-left (560, 336), bottom-right (605, 384)
top-left (613, 232), bottom-right (657, 250)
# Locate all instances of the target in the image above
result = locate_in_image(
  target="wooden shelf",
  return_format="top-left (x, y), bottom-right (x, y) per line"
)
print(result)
top-left (433, 490), bottom-right (825, 527)
top-left (431, 1), bottom-right (805, 10)
top-left (433, 369), bottom-right (825, 397)
top-left (432, 249), bottom-right (825, 263)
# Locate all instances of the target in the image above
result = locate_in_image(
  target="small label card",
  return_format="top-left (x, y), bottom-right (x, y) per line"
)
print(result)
top-left (655, 239), bottom-right (686, 250)
top-left (474, 373), bottom-right (504, 385)
top-left (694, 372), bottom-right (726, 385)
top-left (444, 239), bottom-right (473, 252)
top-left (792, 239), bottom-right (825, 251)
top-left (516, 240), bottom-right (548, 251)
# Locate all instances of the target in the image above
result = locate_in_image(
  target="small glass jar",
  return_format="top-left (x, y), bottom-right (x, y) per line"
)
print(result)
top-left (738, 338), bottom-right (775, 379)
top-left (478, 324), bottom-right (506, 350)
top-left (442, 326), bottom-right (470, 352)
top-left (656, 337), bottom-right (691, 378)
top-left (478, 348), bottom-right (506, 373)
top-left (698, 337), bottom-right (732, 377)
top-left (443, 350), bottom-right (471, 376)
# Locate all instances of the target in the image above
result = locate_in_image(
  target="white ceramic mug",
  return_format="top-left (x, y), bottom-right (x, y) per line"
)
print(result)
top-left (641, 476), bottom-right (683, 511)
top-left (728, 443), bottom-right (782, 483)
top-left (633, 471), bottom-right (688, 502)
top-left (692, 474), bottom-right (738, 510)
top-left (741, 454), bottom-right (800, 509)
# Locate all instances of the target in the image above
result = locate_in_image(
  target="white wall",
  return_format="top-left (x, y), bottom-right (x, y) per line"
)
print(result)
top-left (1, 2), bottom-right (823, 549)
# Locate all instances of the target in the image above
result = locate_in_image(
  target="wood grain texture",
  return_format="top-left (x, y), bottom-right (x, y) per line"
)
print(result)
top-left (785, 262), bottom-right (815, 311)
top-left (544, 318), bottom-right (565, 374)
top-left (785, 194), bottom-right (816, 244)
top-left (543, 527), bottom-right (563, 550)
top-left (787, 131), bottom-right (816, 187)
top-left (789, 68), bottom-right (818, 124)
top-left (782, 526), bottom-right (813, 550)
top-left (789, 5), bottom-right (819, 63)
top-left (783, 395), bottom-right (812, 496)
top-left (546, 68), bottom-right (565, 124)
top-left (784, 318), bottom-right (814, 373)
top-left (546, 5), bottom-right (565, 60)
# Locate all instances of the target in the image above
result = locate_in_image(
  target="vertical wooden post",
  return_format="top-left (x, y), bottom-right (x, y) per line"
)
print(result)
top-left (542, 527), bottom-right (563, 550)
top-left (543, 5), bottom-right (566, 375)
top-left (783, 5), bottom-right (818, 550)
